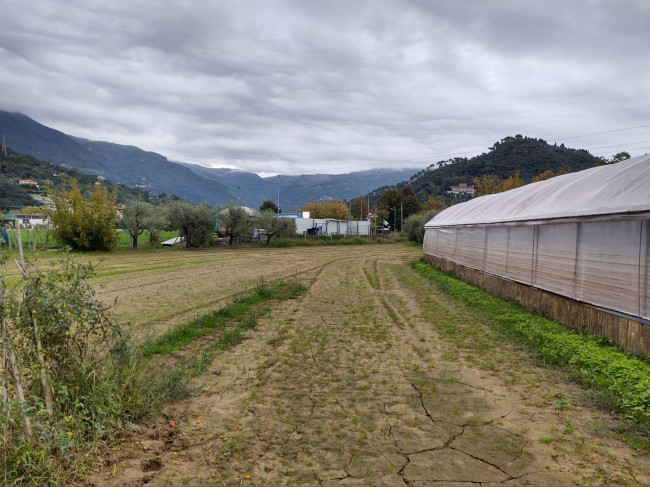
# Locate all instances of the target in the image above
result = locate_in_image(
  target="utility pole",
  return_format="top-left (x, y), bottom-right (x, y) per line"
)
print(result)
top-left (400, 202), bottom-right (403, 234)
top-left (277, 175), bottom-right (280, 213)
top-left (347, 200), bottom-right (351, 237)
top-left (237, 186), bottom-right (240, 205)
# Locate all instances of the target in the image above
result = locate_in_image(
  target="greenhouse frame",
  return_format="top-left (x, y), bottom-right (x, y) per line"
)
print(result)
top-left (424, 154), bottom-right (650, 356)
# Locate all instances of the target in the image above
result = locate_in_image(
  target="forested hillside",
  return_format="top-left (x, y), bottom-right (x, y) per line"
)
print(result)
top-left (372, 135), bottom-right (601, 203)
top-left (0, 148), bottom-right (176, 210)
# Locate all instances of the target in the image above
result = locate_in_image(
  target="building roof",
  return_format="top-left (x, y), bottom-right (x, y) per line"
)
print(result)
top-left (426, 154), bottom-right (650, 227)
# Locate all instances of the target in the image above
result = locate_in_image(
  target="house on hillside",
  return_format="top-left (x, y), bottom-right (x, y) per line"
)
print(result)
top-left (447, 182), bottom-right (475, 195)
top-left (18, 178), bottom-right (39, 189)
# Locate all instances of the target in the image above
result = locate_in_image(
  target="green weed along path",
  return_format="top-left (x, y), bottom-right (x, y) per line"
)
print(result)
top-left (87, 245), bottom-right (648, 486)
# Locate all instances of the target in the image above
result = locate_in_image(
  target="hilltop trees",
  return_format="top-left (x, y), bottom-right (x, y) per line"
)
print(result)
top-left (49, 179), bottom-right (118, 251)
top-left (404, 136), bottom-right (600, 202)
top-left (597, 151), bottom-right (631, 165)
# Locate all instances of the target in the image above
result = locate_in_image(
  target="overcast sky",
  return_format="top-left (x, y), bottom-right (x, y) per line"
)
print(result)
top-left (1, 0), bottom-right (649, 175)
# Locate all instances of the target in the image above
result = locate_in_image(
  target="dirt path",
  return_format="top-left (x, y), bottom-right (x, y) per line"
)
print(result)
top-left (85, 245), bottom-right (648, 486)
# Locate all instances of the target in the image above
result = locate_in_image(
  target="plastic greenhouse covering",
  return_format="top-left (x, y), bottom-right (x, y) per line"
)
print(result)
top-left (424, 154), bottom-right (650, 321)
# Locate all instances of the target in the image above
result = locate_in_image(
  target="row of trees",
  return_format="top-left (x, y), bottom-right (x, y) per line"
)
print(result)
top-left (47, 180), bottom-right (296, 251)
top-left (299, 185), bottom-right (424, 233)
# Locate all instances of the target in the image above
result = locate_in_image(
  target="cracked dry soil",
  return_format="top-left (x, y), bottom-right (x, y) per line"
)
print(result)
top-left (85, 245), bottom-right (648, 486)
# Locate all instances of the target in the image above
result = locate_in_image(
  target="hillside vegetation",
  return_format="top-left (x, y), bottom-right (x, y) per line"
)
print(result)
top-left (0, 148), bottom-right (177, 210)
top-left (370, 135), bottom-right (601, 204)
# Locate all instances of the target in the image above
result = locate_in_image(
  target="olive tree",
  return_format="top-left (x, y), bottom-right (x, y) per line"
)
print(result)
top-left (254, 210), bottom-right (296, 245)
top-left (219, 204), bottom-right (254, 246)
top-left (120, 201), bottom-right (153, 250)
top-left (167, 201), bottom-right (215, 248)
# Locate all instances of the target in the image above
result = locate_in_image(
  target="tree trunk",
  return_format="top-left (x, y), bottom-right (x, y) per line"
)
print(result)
top-left (131, 233), bottom-right (138, 250)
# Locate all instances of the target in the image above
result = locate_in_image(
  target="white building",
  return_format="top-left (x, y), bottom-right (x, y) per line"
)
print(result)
top-left (294, 218), bottom-right (371, 236)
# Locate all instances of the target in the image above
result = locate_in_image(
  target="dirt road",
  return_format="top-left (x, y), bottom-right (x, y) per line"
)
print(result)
top-left (86, 244), bottom-right (648, 486)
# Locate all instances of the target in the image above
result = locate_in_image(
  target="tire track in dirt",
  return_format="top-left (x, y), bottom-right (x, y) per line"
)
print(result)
top-left (84, 245), bottom-right (649, 487)
top-left (366, 260), bottom-right (649, 487)
top-left (361, 259), bottom-right (533, 485)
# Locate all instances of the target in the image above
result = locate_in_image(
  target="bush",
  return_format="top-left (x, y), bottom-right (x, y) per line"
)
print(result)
top-left (48, 179), bottom-right (118, 251)
top-left (403, 211), bottom-right (439, 243)
top-left (0, 255), bottom-right (191, 484)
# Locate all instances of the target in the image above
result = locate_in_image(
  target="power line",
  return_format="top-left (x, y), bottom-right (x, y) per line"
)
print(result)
top-left (550, 123), bottom-right (650, 141)
top-left (503, 103), bottom-right (650, 131)
top-left (586, 139), bottom-right (650, 151)
top-left (598, 145), bottom-right (650, 155)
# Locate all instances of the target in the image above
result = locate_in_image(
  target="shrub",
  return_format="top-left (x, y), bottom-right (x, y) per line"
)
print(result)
top-left (48, 179), bottom-right (118, 251)
top-left (0, 255), bottom-right (190, 484)
top-left (403, 211), bottom-right (439, 243)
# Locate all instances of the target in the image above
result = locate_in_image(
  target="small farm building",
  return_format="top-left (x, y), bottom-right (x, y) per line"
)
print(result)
top-left (423, 154), bottom-right (650, 356)
top-left (294, 218), bottom-right (370, 236)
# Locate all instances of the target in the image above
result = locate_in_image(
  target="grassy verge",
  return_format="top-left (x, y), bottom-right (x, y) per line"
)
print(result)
top-left (140, 280), bottom-right (306, 357)
top-left (412, 259), bottom-right (650, 447)
top-left (266, 234), bottom-right (405, 248)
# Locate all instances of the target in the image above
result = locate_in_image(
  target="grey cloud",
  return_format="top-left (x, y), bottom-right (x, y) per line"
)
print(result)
top-left (1, 0), bottom-right (648, 174)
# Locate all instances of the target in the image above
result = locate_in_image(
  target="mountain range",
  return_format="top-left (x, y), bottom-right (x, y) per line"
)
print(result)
top-left (0, 111), bottom-right (417, 211)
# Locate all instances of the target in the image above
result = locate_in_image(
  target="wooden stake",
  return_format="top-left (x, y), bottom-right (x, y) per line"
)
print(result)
top-left (0, 280), bottom-right (33, 438)
top-left (8, 347), bottom-right (33, 438)
top-left (14, 225), bottom-right (53, 414)
top-left (15, 219), bottom-right (25, 269)
top-left (33, 318), bottom-right (53, 411)
top-left (1, 281), bottom-right (7, 403)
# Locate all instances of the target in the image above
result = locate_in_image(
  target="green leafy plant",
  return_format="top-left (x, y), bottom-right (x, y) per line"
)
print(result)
top-left (412, 259), bottom-right (650, 426)
top-left (0, 254), bottom-right (192, 485)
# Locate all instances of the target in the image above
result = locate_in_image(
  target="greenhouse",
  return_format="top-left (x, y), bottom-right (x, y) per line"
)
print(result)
top-left (423, 154), bottom-right (650, 356)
